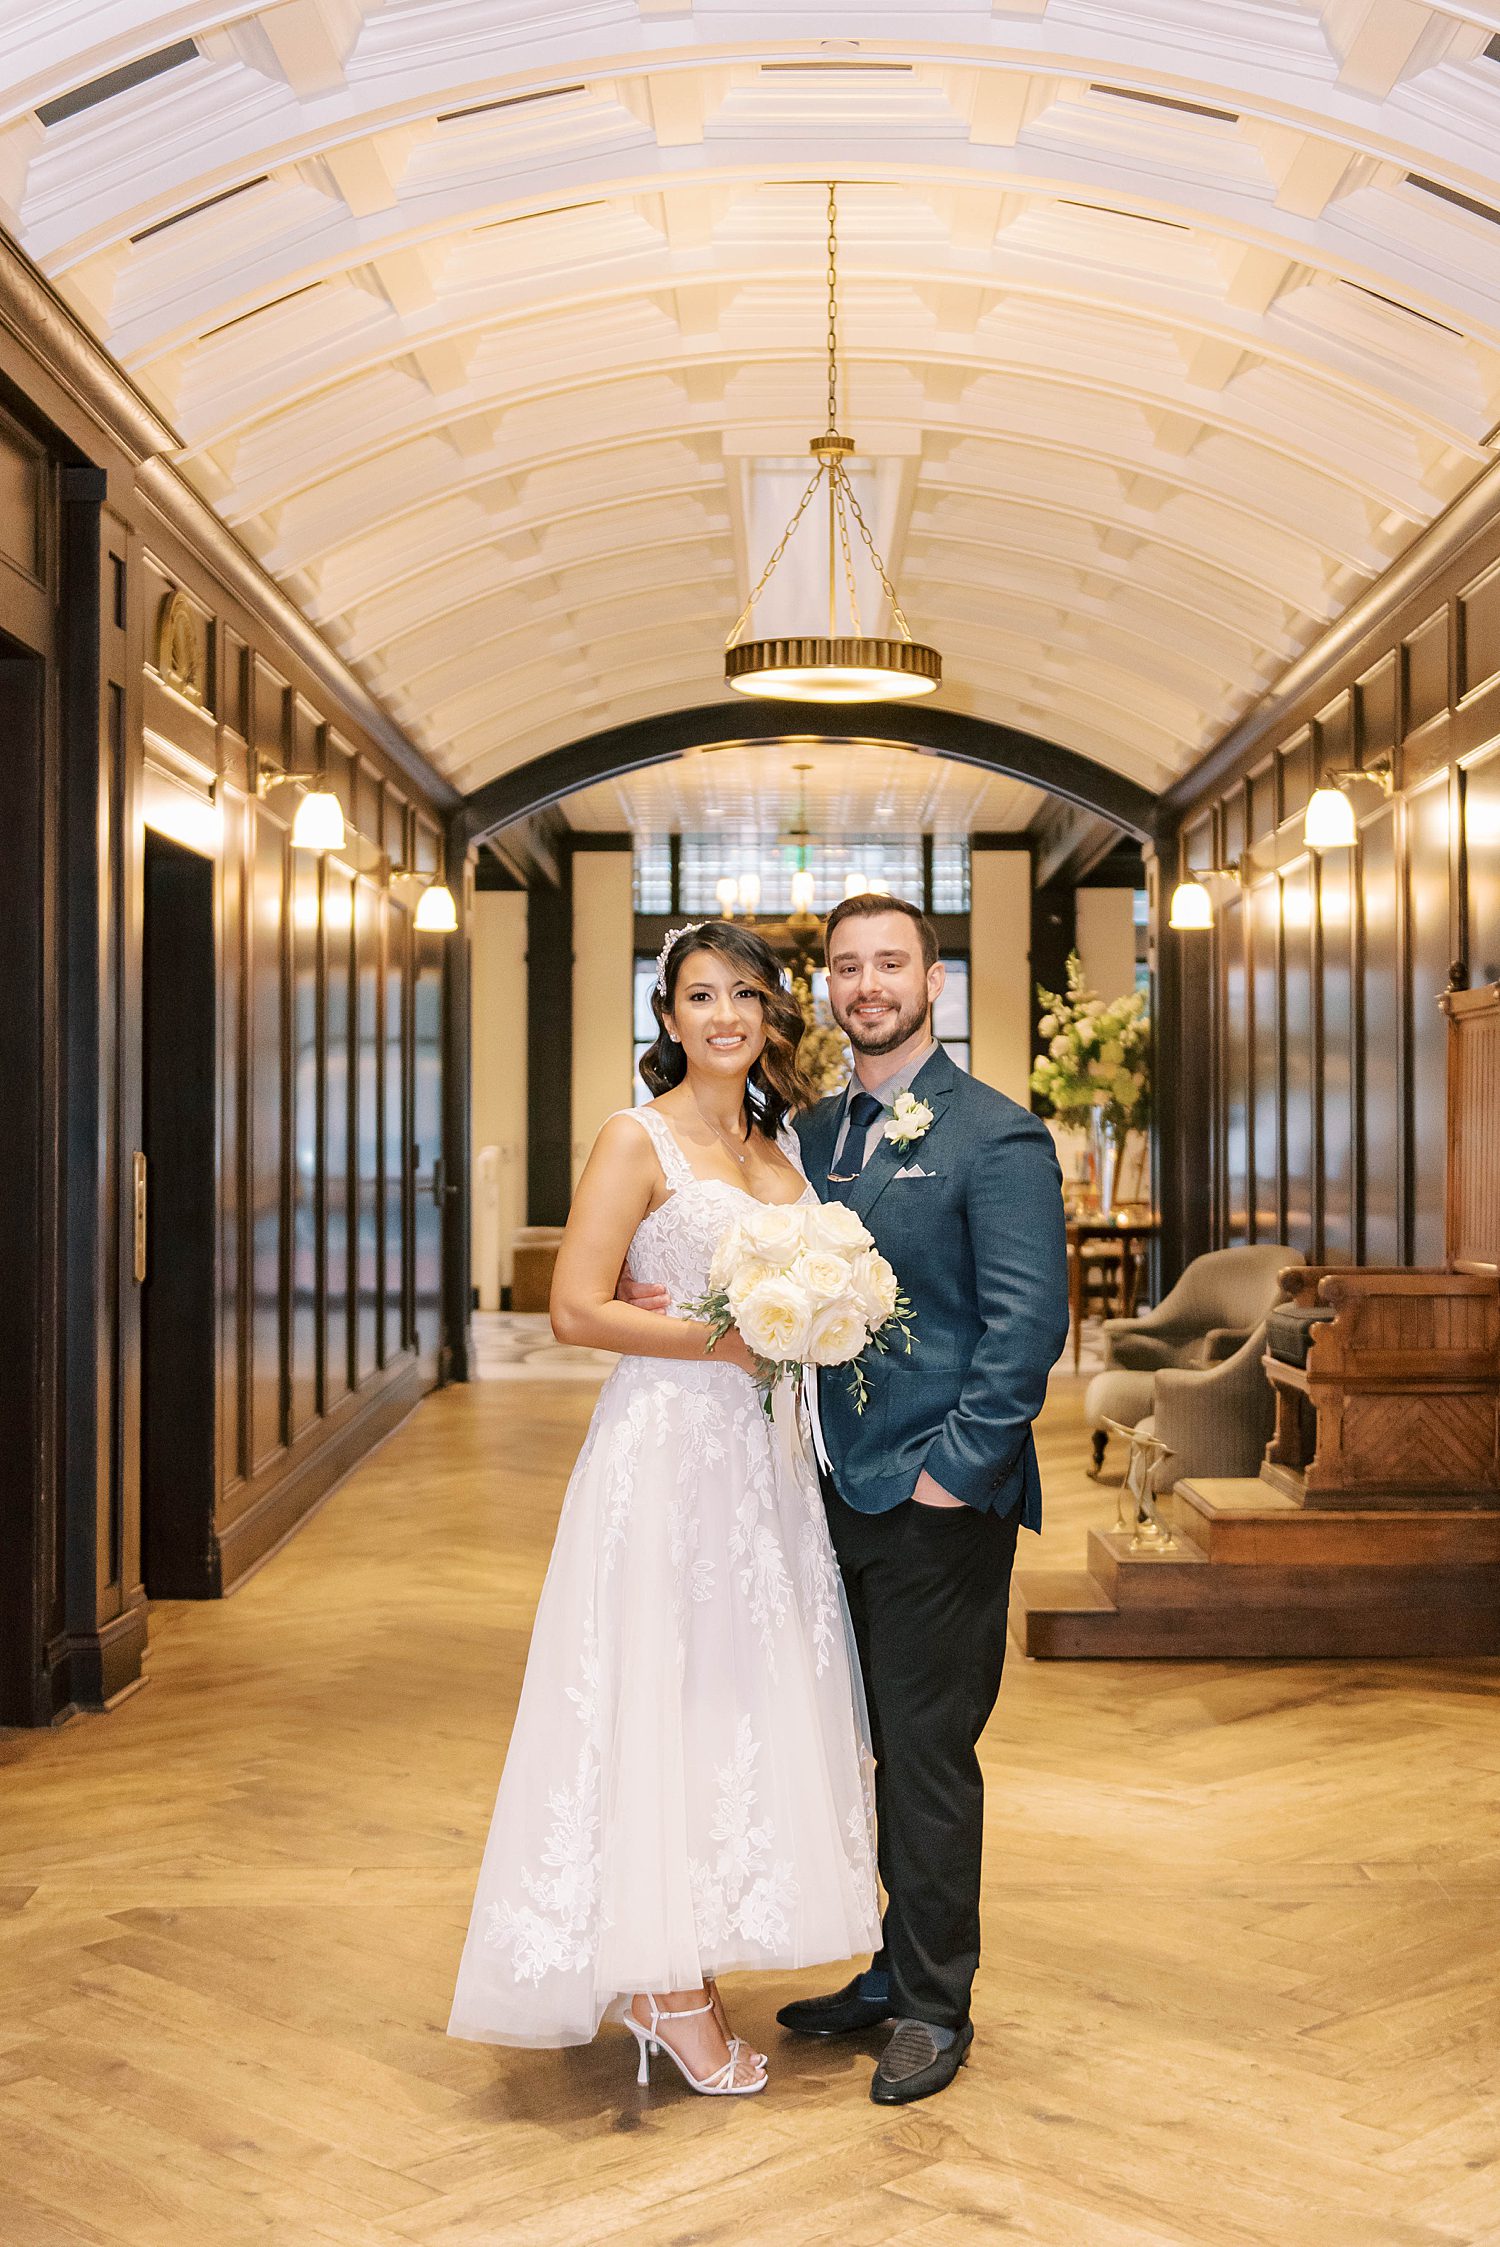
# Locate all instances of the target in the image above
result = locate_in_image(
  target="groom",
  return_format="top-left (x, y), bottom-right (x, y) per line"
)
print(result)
top-left (781, 891), bottom-right (1068, 2105)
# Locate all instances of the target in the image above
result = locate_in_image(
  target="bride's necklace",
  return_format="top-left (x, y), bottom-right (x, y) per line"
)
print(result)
top-left (690, 1091), bottom-right (752, 1168)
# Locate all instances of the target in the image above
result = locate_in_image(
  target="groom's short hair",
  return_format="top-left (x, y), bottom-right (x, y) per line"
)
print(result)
top-left (823, 891), bottom-right (939, 972)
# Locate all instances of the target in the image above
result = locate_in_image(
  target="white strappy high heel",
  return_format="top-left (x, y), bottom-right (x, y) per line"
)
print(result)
top-left (624, 1995), bottom-right (769, 2096)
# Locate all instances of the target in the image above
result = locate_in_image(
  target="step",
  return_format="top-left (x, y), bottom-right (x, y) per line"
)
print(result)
top-left (1170, 1479), bottom-right (1500, 1567)
top-left (1011, 1569), bottom-right (1500, 1661)
top-left (1087, 1527), bottom-right (1500, 1611)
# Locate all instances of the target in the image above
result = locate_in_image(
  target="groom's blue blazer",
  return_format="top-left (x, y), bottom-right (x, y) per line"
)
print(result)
top-left (796, 1047), bottom-right (1069, 1530)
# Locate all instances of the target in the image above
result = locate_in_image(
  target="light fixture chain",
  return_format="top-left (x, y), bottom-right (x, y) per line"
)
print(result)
top-left (724, 461), bottom-right (825, 646)
top-left (827, 180), bottom-right (839, 434)
top-left (834, 468), bottom-right (864, 636)
top-left (842, 476), bottom-right (914, 641)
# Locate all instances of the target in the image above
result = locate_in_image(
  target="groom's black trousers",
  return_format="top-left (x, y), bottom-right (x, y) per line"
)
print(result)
top-left (825, 1487), bottom-right (1021, 2032)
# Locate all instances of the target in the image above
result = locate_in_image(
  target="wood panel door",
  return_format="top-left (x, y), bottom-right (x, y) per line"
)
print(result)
top-left (140, 829), bottom-right (218, 1596)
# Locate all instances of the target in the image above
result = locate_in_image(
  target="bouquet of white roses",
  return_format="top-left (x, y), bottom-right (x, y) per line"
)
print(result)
top-left (686, 1198), bottom-right (914, 1414)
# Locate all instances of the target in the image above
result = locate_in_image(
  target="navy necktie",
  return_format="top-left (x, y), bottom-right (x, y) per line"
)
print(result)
top-left (828, 1090), bottom-right (884, 1201)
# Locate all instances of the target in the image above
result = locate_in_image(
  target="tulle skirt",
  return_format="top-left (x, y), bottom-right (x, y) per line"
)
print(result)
top-left (448, 1357), bottom-right (881, 2047)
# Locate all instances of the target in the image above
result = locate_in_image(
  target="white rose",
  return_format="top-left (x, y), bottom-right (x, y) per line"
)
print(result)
top-left (1049, 1034), bottom-right (1070, 1059)
top-left (709, 1221), bottom-right (748, 1292)
top-left (739, 1201), bottom-right (805, 1267)
top-left (1037, 1012), bottom-right (1058, 1038)
top-left (796, 1251), bottom-right (851, 1305)
top-left (807, 1301), bottom-right (869, 1366)
top-left (1076, 1020), bottom-right (1096, 1046)
top-left (802, 1200), bottom-right (872, 1254)
top-left (849, 1248), bottom-right (899, 1325)
top-left (736, 1275), bottom-right (814, 1362)
top-left (726, 1257), bottom-right (777, 1314)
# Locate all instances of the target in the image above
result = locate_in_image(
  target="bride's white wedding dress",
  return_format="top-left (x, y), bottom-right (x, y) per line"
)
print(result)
top-left (448, 1105), bottom-right (881, 2048)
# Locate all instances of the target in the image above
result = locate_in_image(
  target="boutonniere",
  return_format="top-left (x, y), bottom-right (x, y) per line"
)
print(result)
top-left (883, 1090), bottom-right (935, 1149)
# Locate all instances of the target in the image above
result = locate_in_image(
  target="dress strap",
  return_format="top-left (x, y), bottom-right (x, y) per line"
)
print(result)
top-left (613, 1105), bottom-right (697, 1191)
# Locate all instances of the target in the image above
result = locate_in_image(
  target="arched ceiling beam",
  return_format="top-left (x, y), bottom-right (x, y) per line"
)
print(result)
top-left (456, 701), bottom-right (1160, 851)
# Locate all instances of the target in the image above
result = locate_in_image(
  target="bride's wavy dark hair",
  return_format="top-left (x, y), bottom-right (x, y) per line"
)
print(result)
top-left (640, 920), bottom-right (814, 1135)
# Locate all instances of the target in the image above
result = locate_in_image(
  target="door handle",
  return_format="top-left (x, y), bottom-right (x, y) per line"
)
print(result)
top-left (132, 1151), bottom-right (148, 1284)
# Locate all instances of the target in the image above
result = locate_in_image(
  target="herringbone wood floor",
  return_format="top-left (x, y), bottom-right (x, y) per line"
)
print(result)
top-left (3, 1370), bottom-right (1499, 2247)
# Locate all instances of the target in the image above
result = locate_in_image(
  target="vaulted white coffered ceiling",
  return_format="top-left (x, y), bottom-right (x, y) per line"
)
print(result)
top-left (5, 0), bottom-right (1500, 805)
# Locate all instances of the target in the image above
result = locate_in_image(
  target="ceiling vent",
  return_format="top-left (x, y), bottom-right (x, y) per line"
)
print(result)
top-left (1059, 200), bottom-right (1189, 231)
top-left (1091, 84), bottom-right (1238, 124)
top-left (38, 39), bottom-right (198, 127)
top-left (202, 283), bottom-right (322, 339)
top-left (1342, 281), bottom-right (1460, 337)
top-left (760, 60), bottom-right (913, 74)
top-left (477, 201), bottom-right (604, 233)
top-left (1408, 174), bottom-right (1500, 227)
top-left (438, 85), bottom-right (585, 124)
top-left (132, 176), bottom-right (269, 245)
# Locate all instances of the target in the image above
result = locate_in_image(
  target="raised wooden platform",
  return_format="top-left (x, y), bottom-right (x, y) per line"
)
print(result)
top-left (1015, 1476), bottom-right (1500, 1659)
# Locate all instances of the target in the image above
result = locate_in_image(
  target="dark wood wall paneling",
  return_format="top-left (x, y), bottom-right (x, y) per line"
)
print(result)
top-left (0, 306), bottom-right (454, 1725)
top-left (133, 555), bottom-right (448, 1598)
top-left (1162, 509), bottom-right (1500, 1278)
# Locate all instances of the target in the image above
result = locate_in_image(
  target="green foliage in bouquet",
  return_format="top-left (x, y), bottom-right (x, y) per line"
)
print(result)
top-left (1029, 951), bottom-right (1151, 1136)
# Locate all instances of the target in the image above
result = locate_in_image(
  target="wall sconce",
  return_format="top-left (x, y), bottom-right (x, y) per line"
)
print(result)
top-left (413, 882), bottom-right (458, 933)
top-left (843, 871), bottom-right (874, 899)
top-left (388, 871), bottom-right (458, 931)
top-left (1303, 755), bottom-right (1394, 851)
top-left (255, 768), bottom-right (347, 853)
top-left (715, 875), bottom-right (739, 916)
top-left (790, 868), bottom-right (817, 913)
top-left (1168, 864), bottom-right (1244, 931)
top-left (737, 872), bottom-right (762, 911)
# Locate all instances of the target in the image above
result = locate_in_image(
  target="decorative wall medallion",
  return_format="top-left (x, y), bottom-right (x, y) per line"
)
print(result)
top-left (157, 589), bottom-right (206, 706)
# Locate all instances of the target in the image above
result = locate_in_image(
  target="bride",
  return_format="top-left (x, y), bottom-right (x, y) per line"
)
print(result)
top-left (448, 919), bottom-right (879, 2095)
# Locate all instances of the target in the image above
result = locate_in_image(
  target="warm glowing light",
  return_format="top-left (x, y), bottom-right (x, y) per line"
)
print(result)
top-left (290, 788), bottom-right (346, 852)
top-left (737, 872), bottom-right (762, 910)
top-left (1304, 786), bottom-right (1357, 850)
top-left (725, 643), bottom-right (940, 703)
top-left (1169, 879), bottom-right (1214, 931)
top-left (844, 872), bottom-right (874, 899)
top-left (715, 876), bottom-right (739, 915)
top-left (790, 869), bottom-right (817, 913)
top-left (414, 882), bottom-right (458, 932)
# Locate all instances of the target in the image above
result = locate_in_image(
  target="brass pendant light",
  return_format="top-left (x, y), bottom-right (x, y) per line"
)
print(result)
top-left (725, 185), bottom-right (941, 703)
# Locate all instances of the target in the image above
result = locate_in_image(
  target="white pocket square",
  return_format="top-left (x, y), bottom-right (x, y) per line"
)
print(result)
top-left (893, 1162), bottom-right (931, 1179)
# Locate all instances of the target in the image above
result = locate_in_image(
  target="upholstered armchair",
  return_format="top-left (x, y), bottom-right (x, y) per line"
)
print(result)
top-left (1145, 1320), bottom-right (1277, 1491)
top-left (1085, 1244), bottom-right (1300, 1475)
top-left (1101, 1244), bottom-right (1297, 1372)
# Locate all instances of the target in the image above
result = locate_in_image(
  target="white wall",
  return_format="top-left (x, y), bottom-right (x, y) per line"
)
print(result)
top-left (1075, 886), bottom-right (1138, 1005)
top-left (968, 847), bottom-right (1032, 1104)
top-left (470, 891), bottom-right (528, 1307)
top-left (571, 850), bottom-right (635, 1186)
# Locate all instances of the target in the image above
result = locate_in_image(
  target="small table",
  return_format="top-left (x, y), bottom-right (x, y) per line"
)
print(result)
top-left (1066, 1212), bottom-right (1159, 1374)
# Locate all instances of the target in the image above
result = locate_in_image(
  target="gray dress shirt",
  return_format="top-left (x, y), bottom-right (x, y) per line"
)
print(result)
top-left (827, 1042), bottom-right (939, 1179)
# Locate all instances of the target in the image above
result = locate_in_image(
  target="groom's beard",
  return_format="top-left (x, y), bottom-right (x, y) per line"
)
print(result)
top-left (834, 992), bottom-right (931, 1058)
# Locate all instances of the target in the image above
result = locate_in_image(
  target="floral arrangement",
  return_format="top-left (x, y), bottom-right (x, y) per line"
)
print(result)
top-left (686, 1199), bottom-right (913, 1414)
top-left (1029, 952), bottom-right (1151, 1136)
top-left (790, 971), bottom-right (850, 1096)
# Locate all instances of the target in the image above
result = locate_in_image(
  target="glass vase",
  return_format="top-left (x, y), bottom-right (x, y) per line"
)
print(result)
top-left (1089, 1107), bottom-right (1122, 1218)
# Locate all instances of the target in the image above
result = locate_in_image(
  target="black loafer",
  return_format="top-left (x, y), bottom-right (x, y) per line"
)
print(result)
top-left (776, 1975), bottom-right (894, 2039)
top-left (869, 2017), bottom-right (973, 2105)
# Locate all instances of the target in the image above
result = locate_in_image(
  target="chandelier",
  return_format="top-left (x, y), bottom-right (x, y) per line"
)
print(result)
top-left (724, 184), bottom-right (941, 704)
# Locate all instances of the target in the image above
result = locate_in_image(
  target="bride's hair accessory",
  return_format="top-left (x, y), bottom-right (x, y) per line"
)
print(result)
top-left (654, 923), bottom-right (705, 996)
